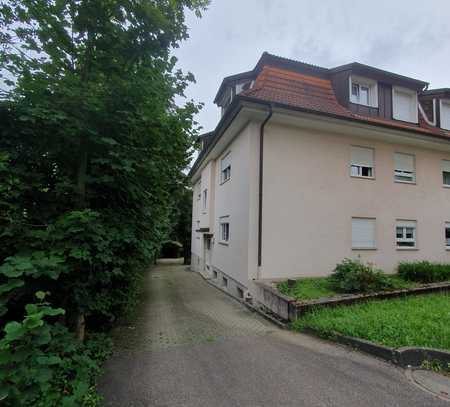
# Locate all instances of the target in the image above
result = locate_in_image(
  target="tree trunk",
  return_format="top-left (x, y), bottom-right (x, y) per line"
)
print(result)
top-left (75, 139), bottom-right (88, 341)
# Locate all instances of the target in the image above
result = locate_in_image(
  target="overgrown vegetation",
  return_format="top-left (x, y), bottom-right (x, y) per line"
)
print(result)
top-left (0, 0), bottom-right (208, 405)
top-left (398, 261), bottom-right (450, 283)
top-left (292, 293), bottom-right (450, 351)
top-left (278, 258), bottom-right (417, 300)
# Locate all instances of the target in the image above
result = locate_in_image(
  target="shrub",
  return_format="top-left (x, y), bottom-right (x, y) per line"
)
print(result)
top-left (0, 292), bottom-right (112, 407)
top-left (398, 261), bottom-right (450, 283)
top-left (331, 258), bottom-right (393, 293)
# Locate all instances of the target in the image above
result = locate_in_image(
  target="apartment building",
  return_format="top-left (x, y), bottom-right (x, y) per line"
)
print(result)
top-left (190, 52), bottom-right (450, 302)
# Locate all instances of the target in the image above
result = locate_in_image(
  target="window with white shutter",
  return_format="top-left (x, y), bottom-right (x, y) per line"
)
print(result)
top-left (351, 218), bottom-right (376, 249)
top-left (220, 152), bottom-right (231, 183)
top-left (440, 100), bottom-right (450, 131)
top-left (393, 86), bottom-right (418, 123)
top-left (350, 146), bottom-right (374, 178)
top-left (442, 160), bottom-right (450, 186)
top-left (396, 220), bottom-right (417, 248)
top-left (394, 153), bottom-right (415, 183)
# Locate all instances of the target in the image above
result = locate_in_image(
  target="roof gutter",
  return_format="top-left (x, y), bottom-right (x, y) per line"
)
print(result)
top-left (258, 103), bottom-right (273, 270)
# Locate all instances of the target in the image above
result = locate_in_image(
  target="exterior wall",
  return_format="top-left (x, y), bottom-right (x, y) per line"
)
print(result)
top-left (190, 122), bottom-right (260, 298)
top-left (260, 122), bottom-right (450, 279)
top-left (211, 123), bottom-right (257, 289)
top-left (190, 180), bottom-right (203, 272)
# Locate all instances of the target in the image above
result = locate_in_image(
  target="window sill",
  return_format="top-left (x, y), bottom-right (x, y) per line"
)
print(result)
top-left (218, 241), bottom-right (229, 246)
top-left (352, 247), bottom-right (377, 251)
top-left (394, 180), bottom-right (416, 185)
top-left (219, 177), bottom-right (231, 186)
top-left (396, 247), bottom-right (418, 251)
top-left (350, 175), bottom-right (375, 181)
top-left (350, 101), bottom-right (378, 109)
top-left (445, 247), bottom-right (450, 251)
top-left (443, 184), bottom-right (450, 189)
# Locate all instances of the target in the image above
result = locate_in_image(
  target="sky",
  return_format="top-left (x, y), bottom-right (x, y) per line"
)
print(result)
top-left (174, 0), bottom-right (450, 134)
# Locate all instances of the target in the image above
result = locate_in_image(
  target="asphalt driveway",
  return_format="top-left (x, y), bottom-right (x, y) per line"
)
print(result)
top-left (99, 262), bottom-right (447, 407)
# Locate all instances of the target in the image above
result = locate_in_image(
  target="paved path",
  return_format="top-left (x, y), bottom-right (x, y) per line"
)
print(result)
top-left (99, 262), bottom-right (447, 407)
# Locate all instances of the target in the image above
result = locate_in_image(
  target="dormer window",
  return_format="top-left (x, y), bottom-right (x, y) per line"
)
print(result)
top-left (393, 86), bottom-right (418, 123)
top-left (440, 99), bottom-right (450, 130)
top-left (349, 76), bottom-right (378, 107)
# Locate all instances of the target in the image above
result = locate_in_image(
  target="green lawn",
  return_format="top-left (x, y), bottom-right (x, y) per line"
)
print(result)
top-left (292, 292), bottom-right (450, 351)
top-left (278, 275), bottom-right (417, 301)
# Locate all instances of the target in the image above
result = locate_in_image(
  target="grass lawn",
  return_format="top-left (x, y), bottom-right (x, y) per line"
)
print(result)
top-left (292, 292), bottom-right (450, 351)
top-left (278, 275), bottom-right (418, 301)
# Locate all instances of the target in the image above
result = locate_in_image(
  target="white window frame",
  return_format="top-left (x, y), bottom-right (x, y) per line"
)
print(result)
top-left (219, 217), bottom-right (230, 244)
top-left (445, 222), bottom-right (450, 249)
top-left (349, 75), bottom-right (378, 108)
top-left (396, 220), bottom-right (417, 249)
top-left (440, 99), bottom-right (450, 131)
top-left (442, 160), bottom-right (450, 187)
top-left (220, 152), bottom-right (231, 184)
top-left (350, 146), bottom-right (375, 179)
top-left (351, 217), bottom-right (376, 250)
top-left (392, 86), bottom-right (418, 123)
top-left (394, 152), bottom-right (416, 184)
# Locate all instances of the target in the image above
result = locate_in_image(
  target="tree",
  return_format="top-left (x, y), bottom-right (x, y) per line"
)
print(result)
top-left (0, 0), bottom-right (206, 344)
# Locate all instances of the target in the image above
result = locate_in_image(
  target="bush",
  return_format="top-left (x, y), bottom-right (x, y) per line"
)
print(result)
top-left (0, 293), bottom-right (112, 407)
top-left (331, 258), bottom-right (393, 293)
top-left (398, 261), bottom-right (450, 283)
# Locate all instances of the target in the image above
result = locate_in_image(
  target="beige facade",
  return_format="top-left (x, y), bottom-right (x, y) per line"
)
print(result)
top-left (191, 108), bottom-right (450, 300)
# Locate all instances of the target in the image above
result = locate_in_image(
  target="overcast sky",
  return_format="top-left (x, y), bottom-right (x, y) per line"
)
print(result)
top-left (174, 0), bottom-right (450, 134)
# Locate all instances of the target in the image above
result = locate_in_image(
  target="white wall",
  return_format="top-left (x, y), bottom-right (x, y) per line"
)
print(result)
top-left (211, 123), bottom-right (257, 287)
top-left (260, 122), bottom-right (450, 279)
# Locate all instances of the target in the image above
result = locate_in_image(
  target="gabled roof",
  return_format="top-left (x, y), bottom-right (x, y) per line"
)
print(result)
top-left (420, 88), bottom-right (450, 97)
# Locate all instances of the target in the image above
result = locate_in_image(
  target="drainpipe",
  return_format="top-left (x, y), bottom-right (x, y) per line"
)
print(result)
top-left (257, 104), bottom-right (273, 271)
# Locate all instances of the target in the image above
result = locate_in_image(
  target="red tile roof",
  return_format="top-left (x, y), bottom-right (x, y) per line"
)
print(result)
top-left (240, 66), bottom-right (450, 140)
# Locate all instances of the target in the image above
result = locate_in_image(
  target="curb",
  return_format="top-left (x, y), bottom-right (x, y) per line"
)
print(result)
top-left (302, 327), bottom-right (450, 368)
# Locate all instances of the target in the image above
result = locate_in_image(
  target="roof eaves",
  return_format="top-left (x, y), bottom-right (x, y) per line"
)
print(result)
top-left (237, 94), bottom-right (450, 143)
top-left (188, 98), bottom-right (245, 178)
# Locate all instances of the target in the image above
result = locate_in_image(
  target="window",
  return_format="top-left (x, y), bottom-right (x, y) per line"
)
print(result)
top-left (222, 277), bottom-right (228, 287)
top-left (220, 152), bottom-right (231, 183)
top-left (349, 76), bottom-right (378, 107)
top-left (394, 153), bottom-right (415, 183)
top-left (445, 223), bottom-right (450, 248)
top-left (202, 189), bottom-right (207, 211)
top-left (213, 270), bottom-right (218, 279)
top-left (442, 160), bottom-right (450, 186)
top-left (393, 86), bottom-right (418, 123)
top-left (396, 220), bottom-right (417, 248)
top-left (350, 146), bottom-right (374, 178)
top-left (219, 220), bottom-right (230, 243)
top-left (440, 100), bottom-right (450, 130)
top-left (352, 218), bottom-right (376, 249)
top-left (236, 287), bottom-right (244, 299)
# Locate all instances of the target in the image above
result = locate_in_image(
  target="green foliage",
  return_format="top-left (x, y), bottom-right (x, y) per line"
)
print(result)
top-left (0, 292), bottom-right (112, 406)
top-left (278, 274), bottom-right (416, 301)
top-left (331, 258), bottom-right (393, 293)
top-left (0, 0), bottom-right (208, 404)
top-left (292, 293), bottom-right (450, 351)
top-left (278, 277), bottom-right (337, 301)
top-left (398, 261), bottom-right (450, 283)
